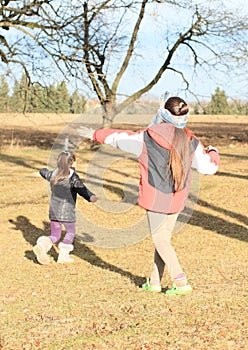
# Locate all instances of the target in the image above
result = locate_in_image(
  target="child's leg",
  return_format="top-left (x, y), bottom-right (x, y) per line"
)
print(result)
top-left (33, 236), bottom-right (53, 265)
top-left (150, 249), bottom-right (165, 285)
top-left (147, 211), bottom-right (188, 286)
top-left (62, 222), bottom-right (76, 245)
top-left (57, 222), bottom-right (76, 263)
top-left (49, 221), bottom-right (62, 243)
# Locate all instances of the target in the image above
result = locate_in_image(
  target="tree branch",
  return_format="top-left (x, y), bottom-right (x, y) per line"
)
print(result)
top-left (82, 1), bottom-right (105, 104)
top-left (116, 8), bottom-right (204, 111)
top-left (112, 0), bottom-right (149, 94)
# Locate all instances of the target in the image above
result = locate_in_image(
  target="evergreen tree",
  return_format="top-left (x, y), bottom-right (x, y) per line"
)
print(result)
top-left (10, 74), bottom-right (31, 112)
top-left (0, 75), bottom-right (10, 112)
top-left (204, 87), bottom-right (230, 115)
top-left (229, 100), bottom-right (248, 115)
top-left (7, 76), bottom-right (89, 114)
top-left (45, 85), bottom-right (58, 112)
top-left (70, 90), bottom-right (87, 114)
top-left (30, 83), bottom-right (48, 112)
top-left (11, 79), bottom-right (23, 112)
top-left (56, 81), bottom-right (70, 113)
top-left (20, 74), bottom-right (31, 112)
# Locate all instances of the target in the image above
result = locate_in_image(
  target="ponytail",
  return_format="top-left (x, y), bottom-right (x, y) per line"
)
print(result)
top-left (169, 128), bottom-right (191, 192)
top-left (51, 151), bottom-right (75, 186)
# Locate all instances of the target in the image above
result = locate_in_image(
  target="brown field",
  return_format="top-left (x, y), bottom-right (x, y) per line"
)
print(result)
top-left (0, 113), bottom-right (247, 349)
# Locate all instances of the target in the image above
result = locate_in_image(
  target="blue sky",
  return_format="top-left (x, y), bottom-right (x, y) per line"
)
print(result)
top-left (1, 0), bottom-right (247, 102)
top-left (117, 0), bottom-right (248, 101)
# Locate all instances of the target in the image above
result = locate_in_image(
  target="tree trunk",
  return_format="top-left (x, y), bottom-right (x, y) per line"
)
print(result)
top-left (102, 100), bottom-right (117, 128)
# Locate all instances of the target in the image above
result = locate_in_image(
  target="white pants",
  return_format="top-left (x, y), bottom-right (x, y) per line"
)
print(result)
top-left (147, 211), bottom-right (184, 283)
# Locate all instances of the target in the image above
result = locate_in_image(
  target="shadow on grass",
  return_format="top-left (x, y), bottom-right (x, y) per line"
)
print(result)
top-left (220, 153), bottom-right (248, 160)
top-left (8, 215), bottom-right (144, 288)
top-left (197, 198), bottom-right (248, 227)
top-left (0, 153), bottom-right (47, 171)
top-left (216, 171), bottom-right (248, 180)
top-left (0, 128), bottom-right (57, 149)
top-left (8, 217), bottom-right (58, 262)
top-left (185, 210), bottom-right (248, 242)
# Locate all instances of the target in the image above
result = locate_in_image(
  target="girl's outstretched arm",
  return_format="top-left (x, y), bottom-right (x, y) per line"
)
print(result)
top-left (78, 126), bottom-right (144, 157)
top-left (39, 168), bottom-right (53, 181)
top-left (191, 143), bottom-right (220, 175)
top-left (93, 128), bottom-right (145, 157)
top-left (72, 173), bottom-right (96, 202)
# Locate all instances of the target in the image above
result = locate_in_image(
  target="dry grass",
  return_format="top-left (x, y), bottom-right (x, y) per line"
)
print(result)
top-left (0, 114), bottom-right (248, 349)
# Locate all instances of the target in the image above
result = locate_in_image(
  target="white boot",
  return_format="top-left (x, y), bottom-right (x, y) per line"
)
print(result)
top-left (57, 242), bottom-right (74, 263)
top-left (33, 236), bottom-right (53, 265)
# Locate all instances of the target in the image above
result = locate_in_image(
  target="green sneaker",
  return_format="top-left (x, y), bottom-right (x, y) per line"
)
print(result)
top-left (165, 283), bottom-right (192, 295)
top-left (142, 278), bottom-right (162, 293)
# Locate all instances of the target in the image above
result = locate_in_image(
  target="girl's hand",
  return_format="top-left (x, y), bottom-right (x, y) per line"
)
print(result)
top-left (90, 195), bottom-right (98, 203)
top-left (206, 145), bottom-right (218, 153)
top-left (78, 126), bottom-right (95, 140)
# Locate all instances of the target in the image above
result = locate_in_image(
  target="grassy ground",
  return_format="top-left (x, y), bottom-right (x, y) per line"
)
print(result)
top-left (0, 114), bottom-right (248, 349)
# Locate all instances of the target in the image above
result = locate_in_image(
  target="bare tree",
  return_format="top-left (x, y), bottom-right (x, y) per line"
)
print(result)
top-left (1, 1), bottom-right (57, 80)
top-left (1, 0), bottom-right (248, 125)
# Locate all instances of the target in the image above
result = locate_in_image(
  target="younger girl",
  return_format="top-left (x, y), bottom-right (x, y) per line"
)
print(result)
top-left (33, 151), bottom-right (97, 264)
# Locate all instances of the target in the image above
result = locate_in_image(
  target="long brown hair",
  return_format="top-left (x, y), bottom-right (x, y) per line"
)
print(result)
top-left (51, 151), bottom-right (76, 186)
top-left (165, 97), bottom-right (191, 192)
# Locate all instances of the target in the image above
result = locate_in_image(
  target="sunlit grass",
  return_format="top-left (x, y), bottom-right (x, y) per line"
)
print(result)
top-left (0, 115), bottom-right (248, 349)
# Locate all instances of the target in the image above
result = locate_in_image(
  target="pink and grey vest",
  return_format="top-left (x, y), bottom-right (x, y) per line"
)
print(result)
top-left (137, 123), bottom-right (199, 213)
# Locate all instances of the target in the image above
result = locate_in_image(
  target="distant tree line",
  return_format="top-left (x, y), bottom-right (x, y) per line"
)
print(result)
top-left (0, 75), bottom-right (87, 114)
top-left (0, 76), bottom-right (247, 116)
top-left (193, 87), bottom-right (248, 115)
top-left (1, 1), bottom-right (248, 126)
top-left (123, 87), bottom-right (248, 115)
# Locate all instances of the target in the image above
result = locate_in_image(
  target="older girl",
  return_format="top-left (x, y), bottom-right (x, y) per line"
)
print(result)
top-left (79, 96), bottom-right (220, 295)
